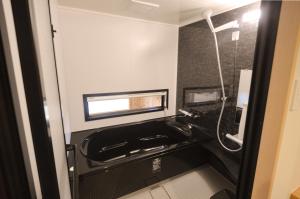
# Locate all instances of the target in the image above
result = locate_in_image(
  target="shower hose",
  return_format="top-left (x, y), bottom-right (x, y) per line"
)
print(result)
top-left (211, 30), bottom-right (242, 153)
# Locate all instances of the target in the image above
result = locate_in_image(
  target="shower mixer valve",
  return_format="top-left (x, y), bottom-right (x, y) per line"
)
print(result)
top-left (221, 96), bottom-right (227, 101)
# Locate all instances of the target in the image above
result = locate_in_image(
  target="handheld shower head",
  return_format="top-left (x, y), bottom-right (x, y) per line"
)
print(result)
top-left (202, 10), bottom-right (239, 33)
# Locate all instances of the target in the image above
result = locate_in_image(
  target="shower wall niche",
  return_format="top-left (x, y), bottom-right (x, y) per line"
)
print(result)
top-left (176, 2), bottom-right (260, 114)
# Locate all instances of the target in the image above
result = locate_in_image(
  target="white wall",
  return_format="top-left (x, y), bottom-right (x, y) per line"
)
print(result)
top-left (49, 0), bottom-right (72, 144)
top-left (270, 27), bottom-right (300, 199)
top-left (57, 7), bottom-right (179, 132)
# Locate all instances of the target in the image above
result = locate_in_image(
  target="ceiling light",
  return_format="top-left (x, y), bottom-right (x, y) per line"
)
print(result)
top-left (242, 9), bottom-right (261, 23)
top-left (131, 0), bottom-right (160, 8)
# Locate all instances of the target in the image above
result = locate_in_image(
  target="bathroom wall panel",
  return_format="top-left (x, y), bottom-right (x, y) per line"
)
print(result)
top-left (57, 7), bottom-right (179, 132)
top-left (176, 2), bottom-right (260, 132)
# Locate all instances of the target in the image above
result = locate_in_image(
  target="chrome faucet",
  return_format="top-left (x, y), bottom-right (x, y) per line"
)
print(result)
top-left (178, 109), bottom-right (201, 119)
top-left (178, 109), bottom-right (193, 117)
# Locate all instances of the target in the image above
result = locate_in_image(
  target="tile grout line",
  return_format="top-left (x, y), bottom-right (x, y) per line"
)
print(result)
top-left (149, 189), bottom-right (155, 199)
top-left (162, 185), bottom-right (172, 199)
top-left (149, 185), bottom-right (172, 199)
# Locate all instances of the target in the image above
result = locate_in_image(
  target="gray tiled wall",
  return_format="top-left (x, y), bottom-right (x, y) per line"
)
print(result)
top-left (176, 2), bottom-right (260, 116)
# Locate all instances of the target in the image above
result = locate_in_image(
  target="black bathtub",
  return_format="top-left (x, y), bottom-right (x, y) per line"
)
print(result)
top-left (72, 118), bottom-right (213, 199)
top-left (80, 120), bottom-right (199, 167)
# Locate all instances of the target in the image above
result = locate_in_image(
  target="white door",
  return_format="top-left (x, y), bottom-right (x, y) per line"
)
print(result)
top-left (28, 0), bottom-right (71, 198)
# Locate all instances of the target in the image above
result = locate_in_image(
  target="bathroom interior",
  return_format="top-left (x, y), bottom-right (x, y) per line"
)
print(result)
top-left (29, 0), bottom-right (263, 198)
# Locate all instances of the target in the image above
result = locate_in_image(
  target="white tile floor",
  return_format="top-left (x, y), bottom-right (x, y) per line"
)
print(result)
top-left (119, 165), bottom-right (234, 199)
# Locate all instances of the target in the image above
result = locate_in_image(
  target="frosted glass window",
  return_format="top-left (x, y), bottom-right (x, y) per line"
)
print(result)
top-left (183, 87), bottom-right (224, 107)
top-left (88, 99), bottom-right (130, 115)
top-left (83, 90), bottom-right (168, 120)
top-left (189, 92), bottom-right (219, 103)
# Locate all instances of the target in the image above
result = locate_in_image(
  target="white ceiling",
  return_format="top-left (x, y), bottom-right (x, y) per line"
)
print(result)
top-left (57, 0), bottom-right (259, 26)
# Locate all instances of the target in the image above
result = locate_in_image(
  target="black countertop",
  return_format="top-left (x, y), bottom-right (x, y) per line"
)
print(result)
top-left (177, 112), bottom-right (242, 184)
top-left (201, 140), bottom-right (241, 184)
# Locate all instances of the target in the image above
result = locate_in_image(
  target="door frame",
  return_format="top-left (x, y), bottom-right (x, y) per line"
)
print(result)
top-left (237, 1), bottom-right (282, 199)
top-left (9, 0), bottom-right (61, 198)
top-left (7, 0), bottom-right (282, 199)
top-left (0, 26), bottom-right (32, 199)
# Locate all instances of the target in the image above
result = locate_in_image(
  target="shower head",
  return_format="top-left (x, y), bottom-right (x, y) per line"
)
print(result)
top-left (202, 10), bottom-right (239, 33)
top-left (214, 21), bottom-right (239, 32)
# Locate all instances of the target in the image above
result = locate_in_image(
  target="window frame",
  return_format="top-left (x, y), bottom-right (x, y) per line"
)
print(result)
top-left (83, 89), bottom-right (169, 121)
top-left (182, 86), bottom-right (230, 107)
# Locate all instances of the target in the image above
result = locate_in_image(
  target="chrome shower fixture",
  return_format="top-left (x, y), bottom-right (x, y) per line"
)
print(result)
top-left (202, 10), bottom-right (239, 33)
top-left (202, 10), bottom-right (242, 152)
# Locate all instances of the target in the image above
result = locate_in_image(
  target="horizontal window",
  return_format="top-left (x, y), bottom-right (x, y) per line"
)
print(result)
top-left (83, 89), bottom-right (168, 121)
top-left (183, 87), bottom-right (229, 107)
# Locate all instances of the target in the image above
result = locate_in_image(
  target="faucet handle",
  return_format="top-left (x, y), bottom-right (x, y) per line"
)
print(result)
top-left (178, 109), bottom-right (193, 117)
